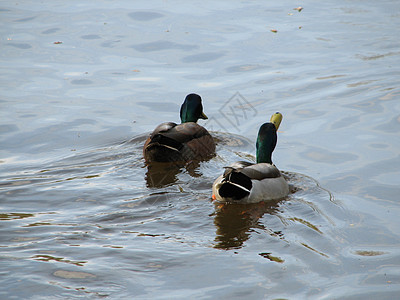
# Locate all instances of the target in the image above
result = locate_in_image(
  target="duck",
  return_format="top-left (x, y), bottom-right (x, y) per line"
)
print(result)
top-left (143, 93), bottom-right (216, 163)
top-left (212, 112), bottom-right (289, 204)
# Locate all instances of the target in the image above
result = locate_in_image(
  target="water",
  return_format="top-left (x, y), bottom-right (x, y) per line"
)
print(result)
top-left (1, 0), bottom-right (400, 299)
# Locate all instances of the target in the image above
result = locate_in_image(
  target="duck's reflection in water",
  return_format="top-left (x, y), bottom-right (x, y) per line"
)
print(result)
top-left (212, 200), bottom-right (282, 250)
top-left (145, 160), bottom-right (201, 188)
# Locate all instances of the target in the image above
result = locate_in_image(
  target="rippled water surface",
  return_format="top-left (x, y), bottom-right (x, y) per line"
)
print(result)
top-left (1, 1), bottom-right (400, 299)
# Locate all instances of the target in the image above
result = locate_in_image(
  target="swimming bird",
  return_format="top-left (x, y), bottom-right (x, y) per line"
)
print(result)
top-left (212, 112), bottom-right (289, 203)
top-left (143, 93), bottom-right (216, 163)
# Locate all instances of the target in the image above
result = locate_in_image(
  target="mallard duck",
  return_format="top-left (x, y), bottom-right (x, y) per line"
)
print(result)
top-left (212, 112), bottom-right (289, 203)
top-left (143, 93), bottom-right (216, 163)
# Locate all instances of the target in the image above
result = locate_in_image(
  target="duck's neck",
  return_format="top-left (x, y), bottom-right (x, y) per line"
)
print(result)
top-left (180, 110), bottom-right (198, 123)
top-left (181, 116), bottom-right (196, 123)
top-left (256, 148), bottom-right (272, 164)
top-left (180, 100), bottom-right (199, 123)
top-left (255, 123), bottom-right (277, 164)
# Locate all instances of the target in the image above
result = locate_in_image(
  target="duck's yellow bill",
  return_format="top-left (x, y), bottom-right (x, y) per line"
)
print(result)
top-left (270, 112), bottom-right (283, 130)
top-left (201, 111), bottom-right (208, 119)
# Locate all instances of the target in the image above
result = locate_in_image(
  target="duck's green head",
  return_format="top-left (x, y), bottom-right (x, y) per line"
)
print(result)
top-left (180, 93), bottom-right (208, 123)
top-left (256, 112), bottom-right (282, 164)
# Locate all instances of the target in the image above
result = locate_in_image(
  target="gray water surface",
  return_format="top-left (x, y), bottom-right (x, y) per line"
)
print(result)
top-left (1, 1), bottom-right (400, 299)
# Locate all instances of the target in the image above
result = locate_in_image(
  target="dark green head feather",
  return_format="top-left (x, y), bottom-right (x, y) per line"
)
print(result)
top-left (256, 123), bottom-right (277, 164)
top-left (256, 112), bottom-right (282, 163)
top-left (256, 112), bottom-right (282, 164)
top-left (180, 93), bottom-right (208, 123)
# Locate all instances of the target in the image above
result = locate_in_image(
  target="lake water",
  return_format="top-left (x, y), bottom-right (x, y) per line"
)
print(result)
top-left (1, 0), bottom-right (399, 299)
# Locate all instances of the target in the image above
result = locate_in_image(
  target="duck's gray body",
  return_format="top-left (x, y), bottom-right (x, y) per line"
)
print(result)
top-left (212, 161), bottom-right (289, 204)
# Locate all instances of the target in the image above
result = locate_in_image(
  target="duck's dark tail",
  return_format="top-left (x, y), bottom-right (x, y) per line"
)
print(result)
top-left (144, 134), bottom-right (185, 162)
top-left (218, 169), bottom-right (252, 200)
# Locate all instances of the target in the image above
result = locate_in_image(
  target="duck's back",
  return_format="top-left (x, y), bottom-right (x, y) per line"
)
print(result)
top-left (143, 122), bottom-right (215, 162)
top-left (212, 162), bottom-right (289, 203)
top-left (247, 163), bottom-right (289, 202)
